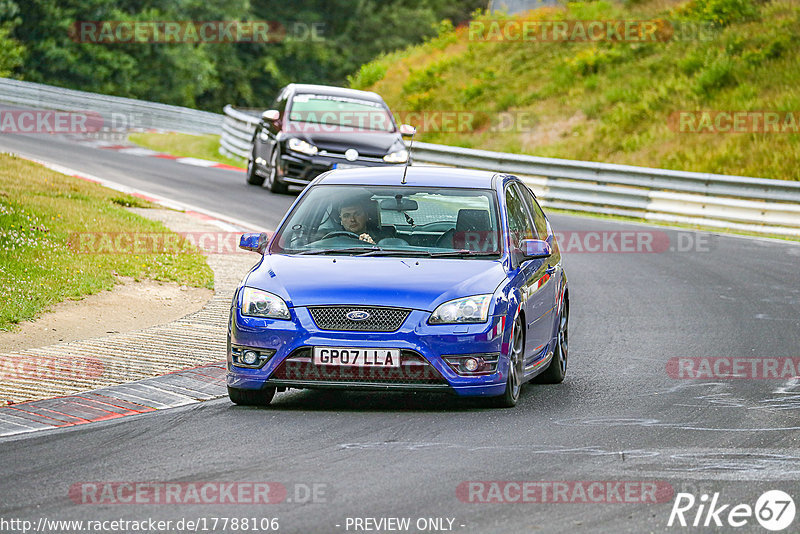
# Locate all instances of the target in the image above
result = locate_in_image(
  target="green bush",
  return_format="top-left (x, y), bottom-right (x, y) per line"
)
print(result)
top-left (0, 24), bottom-right (24, 77)
top-left (348, 62), bottom-right (388, 90)
top-left (679, 52), bottom-right (705, 75)
top-left (566, 46), bottom-right (626, 75)
top-left (694, 56), bottom-right (736, 95)
top-left (674, 0), bottom-right (759, 27)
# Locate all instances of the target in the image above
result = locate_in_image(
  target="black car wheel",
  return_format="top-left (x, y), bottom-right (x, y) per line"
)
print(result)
top-left (228, 385), bottom-right (276, 406)
top-left (488, 315), bottom-right (524, 408)
top-left (535, 292), bottom-right (568, 384)
top-left (267, 147), bottom-right (288, 194)
top-left (246, 149), bottom-right (265, 186)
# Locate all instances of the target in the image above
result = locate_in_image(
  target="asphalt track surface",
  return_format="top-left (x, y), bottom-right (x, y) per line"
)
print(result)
top-left (2, 130), bottom-right (800, 534)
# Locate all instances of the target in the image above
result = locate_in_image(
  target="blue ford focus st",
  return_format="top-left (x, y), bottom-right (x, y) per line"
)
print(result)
top-left (227, 166), bottom-right (568, 408)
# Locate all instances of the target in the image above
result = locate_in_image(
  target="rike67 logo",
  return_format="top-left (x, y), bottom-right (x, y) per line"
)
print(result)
top-left (668, 490), bottom-right (795, 531)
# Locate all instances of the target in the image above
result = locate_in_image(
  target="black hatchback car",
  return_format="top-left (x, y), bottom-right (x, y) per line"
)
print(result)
top-left (246, 84), bottom-right (415, 193)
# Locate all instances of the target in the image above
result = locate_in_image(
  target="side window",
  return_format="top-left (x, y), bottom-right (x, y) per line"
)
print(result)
top-left (269, 87), bottom-right (288, 115)
top-left (276, 92), bottom-right (288, 113)
top-left (518, 184), bottom-right (548, 238)
top-left (505, 185), bottom-right (535, 251)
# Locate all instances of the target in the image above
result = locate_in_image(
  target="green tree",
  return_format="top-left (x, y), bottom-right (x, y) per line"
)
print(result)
top-left (3, 0), bottom-right (485, 110)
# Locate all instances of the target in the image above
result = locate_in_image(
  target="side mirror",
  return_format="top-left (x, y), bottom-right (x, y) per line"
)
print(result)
top-left (520, 239), bottom-right (551, 259)
top-left (239, 232), bottom-right (270, 254)
top-left (261, 109), bottom-right (280, 122)
top-left (399, 124), bottom-right (416, 136)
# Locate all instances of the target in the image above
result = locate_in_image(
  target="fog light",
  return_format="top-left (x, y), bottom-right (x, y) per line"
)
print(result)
top-left (242, 350), bottom-right (259, 365)
top-left (443, 353), bottom-right (499, 375)
top-left (464, 357), bottom-right (480, 372)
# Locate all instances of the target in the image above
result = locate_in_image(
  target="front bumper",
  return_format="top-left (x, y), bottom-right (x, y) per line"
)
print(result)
top-left (277, 152), bottom-right (405, 186)
top-left (227, 306), bottom-right (509, 397)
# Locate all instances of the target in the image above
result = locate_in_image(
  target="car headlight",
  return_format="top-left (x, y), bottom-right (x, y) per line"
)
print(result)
top-left (240, 287), bottom-right (291, 320)
top-left (288, 138), bottom-right (318, 156)
top-left (429, 295), bottom-right (492, 324)
top-left (383, 149), bottom-right (408, 163)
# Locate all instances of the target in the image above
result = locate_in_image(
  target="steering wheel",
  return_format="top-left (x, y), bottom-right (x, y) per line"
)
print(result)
top-left (321, 231), bottom-right (361, 240)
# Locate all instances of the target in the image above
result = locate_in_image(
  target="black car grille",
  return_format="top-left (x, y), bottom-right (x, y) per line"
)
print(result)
top-left (270, 349), bottom-right (446, 385)
top-left (308, 306), bottom-right (410, 332)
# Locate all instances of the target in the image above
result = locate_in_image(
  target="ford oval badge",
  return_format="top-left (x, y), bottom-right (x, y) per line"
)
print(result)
top-left (345, 310), bottom-right (370, 321)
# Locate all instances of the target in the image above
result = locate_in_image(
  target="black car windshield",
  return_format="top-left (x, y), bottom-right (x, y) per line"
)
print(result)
top-left (287, 94), bottom-right (395, 133)
top-left (271, 185), bottom-right (502, 258)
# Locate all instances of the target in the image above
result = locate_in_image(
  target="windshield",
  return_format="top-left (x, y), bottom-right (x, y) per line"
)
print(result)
top-left (271, 185), bottom-right (501, 258)
top-left (287, 94), bottom-right (395, 133)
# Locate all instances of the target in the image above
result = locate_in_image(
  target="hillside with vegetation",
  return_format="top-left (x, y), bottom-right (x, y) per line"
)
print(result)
top-left (0, 0), bottom-right (483, 112)
top-left (351, 0), bottom-right (800, 180)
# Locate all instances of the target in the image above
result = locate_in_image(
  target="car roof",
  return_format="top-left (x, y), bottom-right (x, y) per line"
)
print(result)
top-left (287, 84), bottom-right (384, 103)
top-left (315, 166), bottom-right (501, 189)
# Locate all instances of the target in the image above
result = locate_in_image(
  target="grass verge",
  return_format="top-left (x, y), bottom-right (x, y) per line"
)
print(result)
top-left (128, 132), bottom-right (246, 169)
top-left (0, 153), bottom-right (214, 331)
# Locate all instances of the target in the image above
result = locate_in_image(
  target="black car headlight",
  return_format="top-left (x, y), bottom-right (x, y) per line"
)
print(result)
top-left (288, 138), bottom-right (318, 156)
top-left (241, 287), bottom-right (291, 320)
top-left (383, 149), bottom-right (409, 163)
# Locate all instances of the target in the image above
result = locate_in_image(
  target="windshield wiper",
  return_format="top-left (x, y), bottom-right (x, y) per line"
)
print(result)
top-left (427, 250), bottom-right (500, 258)
top-left (295, 247), bottom-right (379, 255)
top-left (356, 249), bottom-right (500, 258)
top-left (293, 247), bottom-right (498, 257)
top-left (356, 249), bottom-right (431, 257)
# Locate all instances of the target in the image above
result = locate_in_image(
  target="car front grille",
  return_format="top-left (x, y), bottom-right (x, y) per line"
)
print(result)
top-left (270, 349), bottom-right (446, 385)
top-left (308, 306), bottom-right (410, 332)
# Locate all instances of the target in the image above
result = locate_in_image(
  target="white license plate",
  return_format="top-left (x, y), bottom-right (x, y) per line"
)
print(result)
top-left (313, 347), bottom-right (400, 367)
top-left (333, 163), bottom-right (364, 169)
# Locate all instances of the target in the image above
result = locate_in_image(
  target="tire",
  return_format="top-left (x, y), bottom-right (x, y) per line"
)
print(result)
top-left (228, 385), bottom-right (276, 406)
top-left (246, 150), bottom-right (265, 186)
top-left (487, 315), bottom-right (524, 408)
top-left (267, 147), bottom-right (288, 194)
top-left (535, 293), bottom-right (568, 384)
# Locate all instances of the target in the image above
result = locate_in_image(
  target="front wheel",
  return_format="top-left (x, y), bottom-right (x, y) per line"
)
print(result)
top-left (246, 149), bottom-right (265, 186)
top-left (487, 315), bottom-right (524, 408)
top-left (267, 147), bottom-right (288, 194)
top-left (228, 385), bottom-right (276, 406)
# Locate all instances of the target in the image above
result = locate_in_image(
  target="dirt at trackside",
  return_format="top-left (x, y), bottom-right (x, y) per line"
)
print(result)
top-left (0, 277), bottom-right (212, 353)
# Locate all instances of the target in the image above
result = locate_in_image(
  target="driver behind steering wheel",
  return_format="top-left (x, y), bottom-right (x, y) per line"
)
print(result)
top-left (336, 197), bottom-right (385, 245)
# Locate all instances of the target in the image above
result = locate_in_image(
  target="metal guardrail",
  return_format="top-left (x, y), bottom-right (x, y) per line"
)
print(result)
top-left (411, 142), bottom-right (800, 236)
top-left (1, 77), bottom-right (795, 236)
top-left (219, 105), bottom-right (259, 159)
top-left (0, 77), bottom-right (224, 135)
top-left (220, 105), bottom-right (800, 236)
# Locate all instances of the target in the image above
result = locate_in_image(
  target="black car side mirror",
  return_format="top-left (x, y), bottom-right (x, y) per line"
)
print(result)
top-left (261, 109), bottom-right (280, 122)
top-left (399, 124), bottom-right (416, 136)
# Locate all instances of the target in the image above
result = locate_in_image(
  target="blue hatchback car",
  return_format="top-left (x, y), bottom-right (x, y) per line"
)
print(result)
top-left (227, 166), bottom-right (568, 408)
